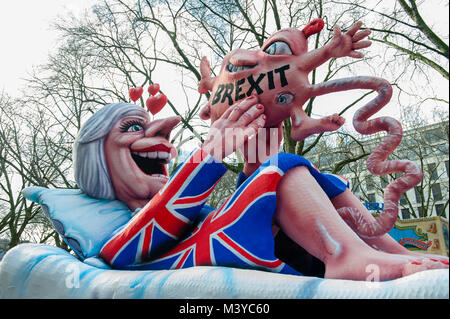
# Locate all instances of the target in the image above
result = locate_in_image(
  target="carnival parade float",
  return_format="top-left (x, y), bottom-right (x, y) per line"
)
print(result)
top-left (0, 19), bottom-right (448, 299)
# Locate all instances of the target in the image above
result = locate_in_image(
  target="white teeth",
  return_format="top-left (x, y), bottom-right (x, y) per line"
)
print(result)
top-left (151, 174), bottom-right (168, 179)
top-left (157, 151), bottom-right (169, 159)
top-left (147, 151), bottom-right (158, 159)
top-left (132, 150), bottom-right (171, 162)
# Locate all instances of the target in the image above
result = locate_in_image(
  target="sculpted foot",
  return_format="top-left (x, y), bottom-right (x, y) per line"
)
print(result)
top-left (324, 250), bottom-right (449, 281)
top-left (402, 258), bottom-right (449, 277)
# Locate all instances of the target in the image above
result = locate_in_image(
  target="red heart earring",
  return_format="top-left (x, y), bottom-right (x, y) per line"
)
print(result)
top-left (146, 93), bottom-right (167, 115)
top-left (148, 83), bottom-right (160, 96)
top-left (128, 86), bottom-right (143, 102)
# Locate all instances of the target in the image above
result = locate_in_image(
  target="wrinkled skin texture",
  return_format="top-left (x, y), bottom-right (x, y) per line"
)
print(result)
top-left (197, 20), bottom-right (448, 279)
top-left (198, 20), bottom-right (417, 239)
top-left (198, 19), bottom-right (369, 139)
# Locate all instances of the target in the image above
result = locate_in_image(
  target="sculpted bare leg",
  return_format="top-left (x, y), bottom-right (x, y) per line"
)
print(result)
top-left (331, 189), bottom-right (449, 263)
top-left (274, 166), bottom-right (448, 281)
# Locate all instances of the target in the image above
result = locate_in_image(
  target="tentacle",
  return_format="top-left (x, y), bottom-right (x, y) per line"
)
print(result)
top-left (310, 76), bottom-right (422, 238)
top-left (198, 57), bottom-right (215, 94)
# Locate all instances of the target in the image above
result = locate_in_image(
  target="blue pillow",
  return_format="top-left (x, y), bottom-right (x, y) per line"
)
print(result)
top-left (22, 187), bottom-right (133, 260)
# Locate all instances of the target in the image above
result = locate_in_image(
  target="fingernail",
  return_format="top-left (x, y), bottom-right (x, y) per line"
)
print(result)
top-left (247, 95), bottom-right (256, 100)
top-left (256, 104), bottom-right (263, 109)
top-left (262, 114), bottom-right (266, 120)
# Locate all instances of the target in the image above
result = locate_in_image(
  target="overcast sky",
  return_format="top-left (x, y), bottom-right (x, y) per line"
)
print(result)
top-left (0, 0), bottom-right (448, 125)
top-left (0, 0), bottom-right (98, 96)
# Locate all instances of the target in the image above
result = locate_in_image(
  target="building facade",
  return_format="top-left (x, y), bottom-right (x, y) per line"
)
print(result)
top-left (306, 120), bottom-right (449, 256)
top-left (308, 120), bottom-right (449, 221)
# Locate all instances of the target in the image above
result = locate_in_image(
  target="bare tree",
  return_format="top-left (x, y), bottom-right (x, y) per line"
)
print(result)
top-left (0, 92), bottom-right (69, 248)
top-left (0, 0), bottom-right (447, 249)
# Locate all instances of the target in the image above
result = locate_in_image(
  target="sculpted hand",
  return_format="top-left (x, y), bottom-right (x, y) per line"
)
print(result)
top-left (327, 21), bottom-right (371, 59)
top-left (240, 123), bottom-right (283, 176)
top-left (201, 95), bottom-right (266, 162)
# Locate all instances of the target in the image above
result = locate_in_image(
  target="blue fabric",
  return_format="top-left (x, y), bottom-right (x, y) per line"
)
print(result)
top-left (122, 153), bottom-right (325, 276)
top-left (21, 153), bottom-right (347, 275)
top-left (22, 186), bottom-right (217, 262)
top-left (22, 187), bottom-right (133, 260)
top-left (236, 153), bottom-right (349, 198)
top-left (235, 171), bottom-right (248, 189)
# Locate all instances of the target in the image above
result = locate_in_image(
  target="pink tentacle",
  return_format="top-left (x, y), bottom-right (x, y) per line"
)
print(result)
top-left (311, 76), bottom-right (422, 238)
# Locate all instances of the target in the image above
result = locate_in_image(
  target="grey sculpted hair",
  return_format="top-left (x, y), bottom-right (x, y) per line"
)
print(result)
top-left (73, 103), bottom-right (143, 199)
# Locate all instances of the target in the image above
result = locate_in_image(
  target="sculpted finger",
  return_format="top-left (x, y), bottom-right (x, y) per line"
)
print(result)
top-left (237, 104), bottom-right (264, 126)
top-left (221, 104), bottom-right (235, 118)
top-left (243, 114), bottom-right (266, 138)
top-left (352, 29), bottom-right (371, 42)
top-left (333, 25), bottom-right (342, 39)
top-left (352, 40), bottom-right (372, 50)
top-left (345, 21), bottom-right (363, 36)
top-left (348, 50), bottom-right (364, 59)
top-left (228, 95), bottom-right (258, 121)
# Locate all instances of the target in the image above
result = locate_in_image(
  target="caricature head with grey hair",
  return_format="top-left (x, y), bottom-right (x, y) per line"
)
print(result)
top-left (73, 103), bottom-right (180, 211)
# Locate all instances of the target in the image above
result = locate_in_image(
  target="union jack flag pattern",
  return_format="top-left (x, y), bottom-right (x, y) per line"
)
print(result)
top-left (126, 153), bottom-right (349, 275)
top-left (100, 150), bottom-right (348, 276)
top-left (100, 148), bottom-right (227, 268)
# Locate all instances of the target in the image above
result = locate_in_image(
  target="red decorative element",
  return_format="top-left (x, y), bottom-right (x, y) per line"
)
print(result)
top-left (411, 261), bottom-right (422, 265)
top-left (148, 83), bottom-right (160, 96)
top-left (441, 260), bottom-right (449, 265)
top-left (133, 144), bottom-right (172, 153)
top-left (398, 238), bottom-right (432, 250)
top-left (146, 93), bottom-right (167, 115)
top-left (129, 87), bottom-right (143, 102)
top-left (302, 18), bottom-right (324, 38)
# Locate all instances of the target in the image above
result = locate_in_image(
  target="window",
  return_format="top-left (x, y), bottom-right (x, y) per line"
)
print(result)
top-left (380, 176), bottom-right (389, 188)
top-left (438, 144), bottom-right (448, 155)
top-left (367, 193), bottom-right (376, 203)
top-left (351, 178), bottom-right (360, 193)
top-left (424, 128), bottom-right (444, 144)
top-left (401, 208), bottom-right (411, 220)
top-left (431, 183), bottom-right (442, 201)
top-left (414, 186), bottom-right (423, 203)
top-left (445, 160), bottom-right (449, 178)
top-left (400, 194), bottom-right (408, 205)
top-left (418, 206), bottom-right (426, 218)
top-left (427, 163), bottom-right (438, 180)
top-left (366, 176), bottom-right (375, 191)
top-left (435, 204), bottom-right (446, 218)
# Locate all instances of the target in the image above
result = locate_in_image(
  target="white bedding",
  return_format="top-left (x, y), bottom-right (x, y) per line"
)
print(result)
top-left (1, 243), bottom-right (448, 299)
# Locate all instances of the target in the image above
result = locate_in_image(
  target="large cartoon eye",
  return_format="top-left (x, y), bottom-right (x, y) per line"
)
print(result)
top-left (264, 41), bottom-right (292, 55)
top-left (127, 124), bottom-right (144, 132)
top-left (276, 93), bottom-right (294, 105)
top-left (120, 120), bottom-right (144, 133)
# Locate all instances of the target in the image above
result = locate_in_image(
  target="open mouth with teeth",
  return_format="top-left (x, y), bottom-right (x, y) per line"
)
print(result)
top-left (226, 61), bottom-right (257, 73)
top-left (131, 150), bottom-right (171, 177)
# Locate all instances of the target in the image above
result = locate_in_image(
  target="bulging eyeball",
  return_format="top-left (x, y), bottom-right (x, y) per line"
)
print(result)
top-left (276, 92), bottom-right (294, 105)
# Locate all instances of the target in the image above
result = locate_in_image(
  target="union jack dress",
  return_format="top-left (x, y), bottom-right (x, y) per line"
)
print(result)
top-left (100, 149), bottom-right (348, 275)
